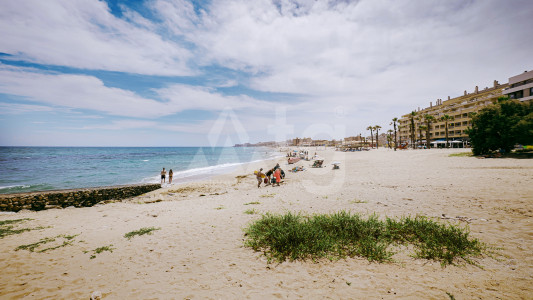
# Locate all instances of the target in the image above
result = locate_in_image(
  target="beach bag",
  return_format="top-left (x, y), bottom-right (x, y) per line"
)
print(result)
top-left (264, 178), bottom-right (268, 184)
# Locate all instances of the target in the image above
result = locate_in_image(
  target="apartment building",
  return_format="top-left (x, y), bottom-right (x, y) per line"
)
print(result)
top-left (503, 70), bottom-right (533, 102)
top-left (398, 80), bottom-right (508, 147)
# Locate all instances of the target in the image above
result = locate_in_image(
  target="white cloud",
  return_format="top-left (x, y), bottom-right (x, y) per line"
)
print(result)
top-left (155, 84), bottom-right (267, 111)
top-left (161, 0), bottom-right (532, 104)
top-left (0, 64), bottom-right (271, 118)
top-left (81, 120), bottom-right (158, 130)
top-left (143, 0), bottom-right (529, 137)
top-left (0, 0), bottom-right (193, 76)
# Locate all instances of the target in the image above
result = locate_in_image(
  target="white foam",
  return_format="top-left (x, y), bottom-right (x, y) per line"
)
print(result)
top-left (139, 154), bottom-right (282, 184)
top-left (0, 184), bottom-right (30, 190)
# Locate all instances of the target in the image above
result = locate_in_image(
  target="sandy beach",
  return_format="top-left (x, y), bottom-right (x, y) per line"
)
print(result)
top-left (0, 148), bottom-right (532, 299)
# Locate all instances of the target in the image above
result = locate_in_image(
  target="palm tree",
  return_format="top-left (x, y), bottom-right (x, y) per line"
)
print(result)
top-left (419, 125), bottom-right (427, 148)
top-left (374, 125), bottom-right (382, 149)
top-left (415, 116), bottom-right (423, 148)
top-left (387, 129), bottom-right (393, 149)
top-left (366, 126), bottom-right (374, 148)
top-left (398, 125), bottom-right (403, 147)
top-left (409, 111), bottom-right (417, 149)
top-left (423, 114), bottom-right (435, 149)
top-left (440, 114), bottom-right (454, 148)
top-left (391, 117), bottom-right (398, 151)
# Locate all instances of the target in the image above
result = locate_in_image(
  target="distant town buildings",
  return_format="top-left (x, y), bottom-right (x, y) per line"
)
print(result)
top-left (237, 70), bottom-right (531, 149)
top-left (234, 141), bottom-right (279, 147)
top-left (398, 79), bottom-right (508, 147)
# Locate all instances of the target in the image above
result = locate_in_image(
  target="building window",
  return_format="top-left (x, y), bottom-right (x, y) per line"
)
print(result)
top-left (509, 90), bottom-right (524, 99)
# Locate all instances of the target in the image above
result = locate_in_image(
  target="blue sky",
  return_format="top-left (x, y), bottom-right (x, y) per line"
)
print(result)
top-left (1, 0), bottom-right (532, 146)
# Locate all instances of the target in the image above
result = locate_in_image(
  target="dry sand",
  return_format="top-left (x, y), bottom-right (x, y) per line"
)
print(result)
top-left (1, 148), bottom-right (532, 299)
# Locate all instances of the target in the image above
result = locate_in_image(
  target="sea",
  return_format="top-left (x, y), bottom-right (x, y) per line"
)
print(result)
top-left (0, 147), bottom-right (279, 194)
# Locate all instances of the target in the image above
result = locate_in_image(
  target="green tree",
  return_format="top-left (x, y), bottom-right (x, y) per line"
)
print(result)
top-left (467, 98), bottom-right (533, 155)
top-left (391, 117), bottom-right (398, 151)
top-left (366, 126), bottom-right (374, 148)
top-left (374, 125), bottom-right (382, 149)
top-left (423, 114), bottom-right (436, 149)
top-left (440, 114), bottom-right (454, 148)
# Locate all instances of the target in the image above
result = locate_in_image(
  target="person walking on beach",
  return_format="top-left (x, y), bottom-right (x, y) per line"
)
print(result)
top-left (161, 168), bottom-right (167, 184)
top-left (168, 169), bottom-right (173, 184)
top-left (256, 168), bottom-right (264, 188)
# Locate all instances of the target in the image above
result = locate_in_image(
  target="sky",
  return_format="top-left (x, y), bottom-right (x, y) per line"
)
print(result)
top-left (0, 0), bottom-right (532, 147)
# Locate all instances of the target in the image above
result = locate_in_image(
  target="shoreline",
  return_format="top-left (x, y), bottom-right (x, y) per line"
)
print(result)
top-left (0, 146), bottom-right (283, 195)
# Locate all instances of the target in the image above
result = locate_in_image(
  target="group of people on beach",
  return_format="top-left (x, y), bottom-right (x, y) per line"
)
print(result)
top-left (287, 150), bottom-right (317, 161)
top-left (160, 168), bottom-right (173, 184)
top-left (256, 163), bottom-right (285, 188)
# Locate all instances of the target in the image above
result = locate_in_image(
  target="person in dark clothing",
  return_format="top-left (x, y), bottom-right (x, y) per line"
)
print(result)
top-left (265, 168), bottom-right (274, 186)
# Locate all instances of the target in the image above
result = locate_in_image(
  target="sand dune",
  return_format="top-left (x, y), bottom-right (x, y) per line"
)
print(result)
top-left (1, 148), bottom-right (532, 299)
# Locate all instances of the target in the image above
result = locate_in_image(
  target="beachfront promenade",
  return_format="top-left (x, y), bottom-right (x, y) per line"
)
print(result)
top-left (0, 148), bottom-right (531, 298)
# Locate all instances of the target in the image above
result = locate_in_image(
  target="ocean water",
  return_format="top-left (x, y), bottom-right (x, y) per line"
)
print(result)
top-left (0, 147), bottom-right (278, 194)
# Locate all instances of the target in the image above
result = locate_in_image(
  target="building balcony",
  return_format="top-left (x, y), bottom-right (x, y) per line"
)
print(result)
top-left (503, 82), bottom-right (533, 94)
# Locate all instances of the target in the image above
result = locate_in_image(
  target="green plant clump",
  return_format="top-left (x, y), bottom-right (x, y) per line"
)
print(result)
top-left (244, 211), bottom-right (485, 265)
top-left (0, 218), bottom-right (46, 239)
top-left (449, 152), bottom-right (473, 157)
top-left (16, 234), bottom-right (78, 252)
top-left (124, 227), bottom-right (160, 240)
top-left (0, 218), bottom-right (33, 226)
top-left (89, 245), bottom-right (115, 259)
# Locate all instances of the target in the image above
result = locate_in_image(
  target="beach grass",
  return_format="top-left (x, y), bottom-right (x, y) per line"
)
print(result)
top-left (0, 218), bottom-right (33, 226)
top-left (0, 218), bottom-right (46, 239)
top-left (449, 152), bottom-right (473, 157)
top-left (89, 245), bottom-right (115, 259)
top-left (350, 199), bottom-right (368, 204)
top-left (16, 234), bottom-right (78, 252)
top-left (244, 211), bottom-right (485, 265)
top-left (244, 201), bottom-right (261, 205)
top-left (244, 209), bottom-right (258, 215)
top-left (124, 227), bottom-right (160, 240)
top-left (260, 194), bottom-right (275, 198)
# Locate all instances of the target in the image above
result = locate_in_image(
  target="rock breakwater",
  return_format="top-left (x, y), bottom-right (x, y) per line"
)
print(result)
top-left (0, 184), bottom-right (161, 212)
